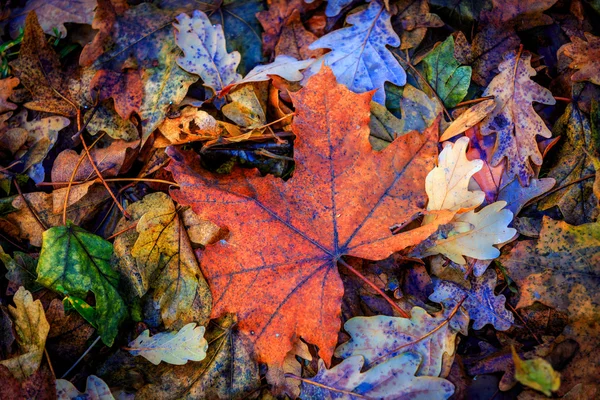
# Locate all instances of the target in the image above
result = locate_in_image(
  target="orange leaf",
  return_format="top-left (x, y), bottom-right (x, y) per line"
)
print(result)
top-left (166, 67), bottom-right (451, 366)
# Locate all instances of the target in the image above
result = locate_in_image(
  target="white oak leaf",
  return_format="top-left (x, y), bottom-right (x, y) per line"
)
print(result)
top-left (56, 375), bottom-right (115, 400)
top-left (229, 55), bottom-right (312, 89)
top-left (305, 0), bottom-right (406, 104)
top-left (421, 201), bottom-right (517, 264)
top-left (301, 353), bottom-right (454, 399)
top-left (127, 323), bottom-right (208, 365)
top-left (174, 10), bottom-right (241, 95)
top-left (426, 136), bottom-right (484, 213)
top-left (480, 50), bottom-right (556, 185)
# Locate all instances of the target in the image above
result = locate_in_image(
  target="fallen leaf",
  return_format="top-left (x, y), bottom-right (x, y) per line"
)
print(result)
top-left (497, 177), bottom-right (556, 217)
top-left (418, 201), bottom-right (517, 264)
top-left (56, 375), bottom-right (115, 400)
top-left (10, 12), bottom-right (77, 117)
top-left (559, 33), bottom-right (600, 86)
top-left (166, 67), bottom-right (451, 366)
top-left (512, 346), bottom-right (560, 396)
top-left (0, 364), bottom-right (56, 400)
top-left (90, 69), bottom-right (143, 120)
top-left (114, 192), bottom-right (212, 328)
top-left (426, 137), bottom-right (484, 213)
top-left (222, 84), bottom-right (267, 128)
top-left (393, 0), bottom-right (444, 50)
top-left (481, 0), bottom-right (558, 31)
top-left (8, 0), bottom-right (96, 38)
top-left (156, 107), bottom-right (223, 147)
top-left (307, 0), bottom-right (353, 17)
top-left (1, 246), bottom-right (41, 295)
top-left (440, 99), bottom-right (496, 141)
top-left (0, 77), bottom-right (19, 114)
top-left (135, 314), bottom-right (260, 400)
top-left (174, 10), bottom-right (241, 98)
top-left (266, 340), bottom-right (312, 398)
top-left (127, 323), bottom-right (207, 365)
top-left (538, 102), bottom-right (599, 225)
top-left (37, 222), bottom-right (128, 346)
top-left (0, 287), bottom-right (49, 380)
top-left (306, 0), bottom-right (406, 104)
top-left (274, 10), bottom-right (325, 60)
top-left (500, 217), bottom-right (600, 322)
top-left (429, 270), bottom-right (514, 331)
top-left (480, 50), bottom-right (556, 185)
top-left (301, 353), bottom-right (455, 399)
top-left (335, 307), bottom-right (458, 377)
top-left (420, 36), bottom-right (472, 108)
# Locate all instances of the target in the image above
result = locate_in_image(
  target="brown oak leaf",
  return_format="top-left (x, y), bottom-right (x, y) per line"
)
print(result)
top-left (559, 33), bottom-right (600, 86)
top-left (166, 67), bottom-right (452, 366)
top-left (90, 69), bottom-right (143, 120)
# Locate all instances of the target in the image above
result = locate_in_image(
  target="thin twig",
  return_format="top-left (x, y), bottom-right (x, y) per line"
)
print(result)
top-left (454, 96), bottom-right (495, 108)
top-left (338, 258), bottom-right (409, 318)
top-left (14, 179), bottom-right (47, 230)
top-left (284, 374), bottom-right (368, 398)
top-left (44, 348), bottom-right (56, 379)
top-left (61, 335), bottom-right (101, 379)
top-left (41, 178), bottom-right (180, 187)
top-left (525, 173), bottom-right (595, 208)
top-left (106, 221), bottom-right (138, 240)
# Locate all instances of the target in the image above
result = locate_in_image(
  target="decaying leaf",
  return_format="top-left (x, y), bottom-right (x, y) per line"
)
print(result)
top-left (429, 270), bottom-right (514, 331)
top-left (418, 201), bottom-right (517, 264)
top-left (174, 10), bottom-right (241, 97)
top-left (225, 55), bottom-right (312, 92)
top-left (127, 323), bottom-right (208, 365)
top-left (480, 50), bottom-right (556, 185)
top-left (335, 307), bottom-right (458, 377)
top-left (56, 375), bottom-right (115, 400)
top-left (167, 67), bottom-right (452, 366)
top-left (274, 10), bottom-right (325, 60)
top-left (426, 137), bottom-right (484, 213)
top-left (500, 217), bottom-right (600, 322)
top-left (301, 353), bottom-right (455, 399)
top-left (0, 287), bottom-right (49, 380)
top-left (0, 246), bottom-right (41, 295)
top-left (9, 0), bottom-right (96, 38)
top-left (156, 107), bottom-right (223, 147)
top-left (0, 77), bottom-right (19, 114)
top-left (394, 0), bottom-right (444, 50)
top-left (440, 99), bottom-right (496, 141)
top-left (135, 314), bottom-right (260, 400)
top-left (90, 69), bottom-right (143, 120)
top-left (0, 363), bottom-right (55, 400)
top-left (37, 222), bottom-right (128, 346)
top-left (10, 12), bottom-right (77, 117)
top-left (114, 192), bottom-right (213, 328)
top-left (559, 33), bottom-right (600, 86)
top-left (512, 346), bottom-right (560, 396)
top-left (266, 340), bottom-right (312, 398)
top-left (306, 0), bottom-right (406, 104)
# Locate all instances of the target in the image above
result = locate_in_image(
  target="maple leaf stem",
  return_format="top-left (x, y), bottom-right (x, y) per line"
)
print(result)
top-left (283, 373), bottom-right (368, 398)
top-left (338, 258), bottom-right (410, 318)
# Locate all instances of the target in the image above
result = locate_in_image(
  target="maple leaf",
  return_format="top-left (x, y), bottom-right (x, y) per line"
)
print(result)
top-left (301, 353), bottom-right (455, 399)
top-left (127, 323), bottom-right (208, 365)
top-left (419, 36), bottom-right (471, 108)
top-left (56, 375), bottom-right (115, 399)
top-left (135, 314), bottom-right (261, 399)
top-left (559, 33), bottom-right (600, 86)
top-left (37, 222), bottom-right (128, 346)
top-left (113, 192), bottom-right (212, 328)
top-left (429, 270), bottom-right (514, 331)
top-left (166, 67), bottom-right (452, 366)
top-left (0, 287), bottom-right (49, 380)
top-left (274, 10), bottom-right (325, 60)
top-left (10, 12), bottom-right (78, 117)
top-left (335, 307), bottom-right (458, 377)
top-left (306, 0), bottom-right (406, 104)
top-left (417, 201), bottom-right (517, 264)
top-left (480, 50), bottom-right (556, 185)
top-left (426, 137), bottom-right (484, 213)
top-left (499, 217), bottom-right (600, 322)
top-left (174, 10), bottom-right (241, 97)
top-left (9, 0), bottom-right (95, 39)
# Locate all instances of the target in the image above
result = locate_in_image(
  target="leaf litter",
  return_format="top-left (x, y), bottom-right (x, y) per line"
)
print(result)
top-left (0, 0), bottom-right (598, 399)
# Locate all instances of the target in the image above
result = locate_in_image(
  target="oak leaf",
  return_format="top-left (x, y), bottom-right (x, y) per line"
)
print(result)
top-left (393, 0), bottom-right (444, 51)
top-left (174, 10), bottom-right (241, 98)
top-left (0, 287), bottom-right (49, 380)
top-left (156, 107), bottom-right (223, 148)
top-left (127, 323), bottom-right (208, 365)
top-left (166, 67), bottom-right (451, 366)
top-left (266, 340), bottom-right (312, 398)
top-left (306, 0), bottom-right (406, 104)
top-left (559, 33), bottom-right (600, 86)
top-left (301, 353), bottom-right (455, 399)
top-left (0, 77), bottom-right (19, 114)
top-left (426, 137), bottom-right (484, 213)
top-left (499, 217), bottom-right (600, 322)
top-left (56, 375), bottom-right (115, 400)
top-left (440, 98), bottom-right (496, 141)
top-left (274, 10), bottom-right (325, 60)
top-left (90, 69), bottom-right (143, 120)
top-left (335, 307), bottom-right (458, 377)
top-left (429, 270), bottom-right (514, 331)
top-left (480, 50), bottom-right (556, 185)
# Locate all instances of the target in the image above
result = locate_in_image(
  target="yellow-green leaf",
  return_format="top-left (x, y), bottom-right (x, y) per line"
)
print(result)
top-left (512, 346), bottom-right (560, 396)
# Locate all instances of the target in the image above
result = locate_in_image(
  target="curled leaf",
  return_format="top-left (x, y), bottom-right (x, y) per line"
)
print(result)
top-left (512, 346), bottom-right (560, 396)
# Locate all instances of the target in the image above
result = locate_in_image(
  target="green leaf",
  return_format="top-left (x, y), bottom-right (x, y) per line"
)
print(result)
top-left (127, 322), bottom-right (208, 365)
top-left (420, 36), bottom-right (472, 108)
top-left (1, 246), bottom-right (42, 294)
top-left (37, 222), bottom-right (127, 346)
top-left (512, 346), bottom-right (560, 396)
